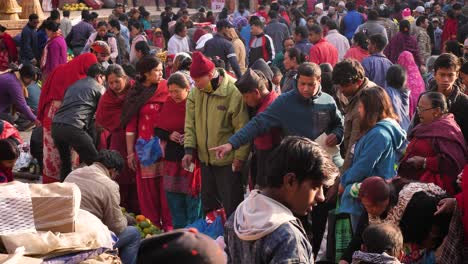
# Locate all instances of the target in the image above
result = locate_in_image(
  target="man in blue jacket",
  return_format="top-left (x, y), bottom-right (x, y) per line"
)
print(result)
top-left (20, 14), bottom-right (40, 65)
top-left (210, 62), bottom-right (344, 166)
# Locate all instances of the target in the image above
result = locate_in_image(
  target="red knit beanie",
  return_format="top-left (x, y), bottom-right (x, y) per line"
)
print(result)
top-left (190, 51), bottom-right (215, 79)
top-left (358, 176), bottom-right (391, 203)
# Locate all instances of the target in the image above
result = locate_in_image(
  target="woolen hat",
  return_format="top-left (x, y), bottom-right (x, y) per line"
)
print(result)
top-left (190, 51), bottom-right (215, 78)
top-left (137, 228), bottom-right (226, 264)
top-left (250, 58), bottom-right (273, 82)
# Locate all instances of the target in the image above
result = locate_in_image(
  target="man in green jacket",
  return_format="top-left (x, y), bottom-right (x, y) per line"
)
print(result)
top-left (182, 52), bottom-right (250, 217)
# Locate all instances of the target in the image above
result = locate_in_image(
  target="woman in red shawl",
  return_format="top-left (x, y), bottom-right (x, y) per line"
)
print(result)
top-left (441, 10), bottom-right (458, 49)
top-left (384, 20), bottom-right (422, 67)
top-left (154, 72), bottom-right (202, 229)
top-left (95, 64), bottom-right (139, 214)
top-left (122, 55), bottom-right (172, 231)
top-left (399, 92), bottom-right (467, 195)
top-left (0, 25), bottom-right (18, 71)
top-left (37, 53), bottom-right (97, 183)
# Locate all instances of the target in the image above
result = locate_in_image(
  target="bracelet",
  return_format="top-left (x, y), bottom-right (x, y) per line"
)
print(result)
top-left (422, 158), bottom-right (427, 169)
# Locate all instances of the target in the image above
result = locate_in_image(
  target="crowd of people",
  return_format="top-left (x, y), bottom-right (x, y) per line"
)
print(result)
top-left (1, 0), bottom-right (468, 263)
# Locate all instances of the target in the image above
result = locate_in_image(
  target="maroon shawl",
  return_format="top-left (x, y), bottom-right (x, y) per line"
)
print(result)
top-left (156, 97), bottom-right (186, 134)
top-left (409, 114), bottom-right (468, 179)
top-left (96, 80), bottom-right (134, 132)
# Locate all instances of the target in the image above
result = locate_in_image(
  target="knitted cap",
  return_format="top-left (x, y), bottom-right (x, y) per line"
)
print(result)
top-left (190, 51), bottom-right (215, 79)
top-left (358, 176), bottom-right (391, 203)
top-left (137, 228), bottom-right (226, 264)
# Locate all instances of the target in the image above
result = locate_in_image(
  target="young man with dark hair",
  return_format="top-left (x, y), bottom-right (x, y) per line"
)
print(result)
top-left (52, 63), bottom-right (106, 181)
top-left (308, 24), bottom-right (339, 66)
top-left (65, 150), bottom-right (140, 264)
top-left (351, 223), bottom-right (404, 263)
top-left (265, 10), bottom-right (290, 53)
top-left (234, 68), bottom-right (280, 188)
top-left (425, 53), bottom-right (468, 141)
top-left (332, 59), bottom-right (377, 172)
top-left (20, 14), bottom-right (40, 65)
top-left (225, 136), bottom-right (339, 263)
top-left (168, 22), bottom-right (189, 54)
top-left (66, 10), bottom-right (96, 56)
top-left (361, 33), bottom-right (393, 88)
top-left (249, 19), bottom-right (275, 65)
top-left (294, 26), bottom-right (313, 56)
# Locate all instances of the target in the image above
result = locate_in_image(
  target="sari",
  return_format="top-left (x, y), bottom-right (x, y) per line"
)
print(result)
top-left (397, 51), bottom-right (425, 118)
top-left (38, 53), bottom-right (97, 183)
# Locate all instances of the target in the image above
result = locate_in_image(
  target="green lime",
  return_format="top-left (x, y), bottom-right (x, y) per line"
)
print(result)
top-left (139, 221), bottom-right (151, 229)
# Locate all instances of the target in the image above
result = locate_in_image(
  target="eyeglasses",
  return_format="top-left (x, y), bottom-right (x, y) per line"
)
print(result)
top-left (416, 106), bottom-right (438, 112)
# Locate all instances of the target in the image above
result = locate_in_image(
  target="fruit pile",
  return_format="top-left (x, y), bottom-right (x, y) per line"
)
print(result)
top-left (62, 3), bottom-right (93, 11)
top-left (121, 208), bottom-right (163, 238)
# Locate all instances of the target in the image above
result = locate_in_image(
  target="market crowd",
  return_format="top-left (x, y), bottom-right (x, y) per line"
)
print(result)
top-left (1, 0), bottom-right (468, 263)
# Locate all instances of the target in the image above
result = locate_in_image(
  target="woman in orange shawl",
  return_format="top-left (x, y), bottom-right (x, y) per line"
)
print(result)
top-left (37, 53), bottom-right (97, 183)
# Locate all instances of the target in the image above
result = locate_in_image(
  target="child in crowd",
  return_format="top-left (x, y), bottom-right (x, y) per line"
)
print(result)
top-left (19, 64), bottom-right (41, 114)
top-left (0, 139), bottom-right (19, 183)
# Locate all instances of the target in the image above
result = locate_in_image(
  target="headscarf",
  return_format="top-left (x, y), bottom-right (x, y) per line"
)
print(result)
top-left (397, 51), bottom-right (425, 118)
top-left (0, 32), bottom-right (18, 62)
top-left (96, 80), bottom-right (134, 132)
top-left (37, 53), bottom-right (97, 121)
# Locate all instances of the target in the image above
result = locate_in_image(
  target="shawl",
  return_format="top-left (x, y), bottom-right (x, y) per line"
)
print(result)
top-left (409, 114), bottom-right (468, 180)
top-left (40, 32), bottom-right (62, 70)
top-left (95, 80), bottom-right (134, 132)
top-left (121, 80), bottom-right (168, 127)
top-left (384, 182), bottom-right (446, 225)
top-left (156, 97), bottom-right (186, 134)
top-left (384, 32), bottom-right (421, 67)
top-left (0, 33), bottom-right (18, 62)
top-left (441, 18), bottom-right (458, 46)
top-left (0, 120), bottom-right (22, 144)
top-left (397, 51), bottom-right (425, 118)
top-left (37, 53), bottom-right (97, 121)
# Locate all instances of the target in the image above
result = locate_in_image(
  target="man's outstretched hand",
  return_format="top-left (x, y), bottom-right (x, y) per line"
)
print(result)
top-left (209, 143), bottom-right (233, 160)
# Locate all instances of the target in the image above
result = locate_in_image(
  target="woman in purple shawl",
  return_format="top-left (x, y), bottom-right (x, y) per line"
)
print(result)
top-left (384, 20), bottom-right (422, 67)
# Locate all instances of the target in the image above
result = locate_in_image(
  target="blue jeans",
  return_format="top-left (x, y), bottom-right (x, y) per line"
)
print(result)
top-left (114, 226), bottom-right (140, 264)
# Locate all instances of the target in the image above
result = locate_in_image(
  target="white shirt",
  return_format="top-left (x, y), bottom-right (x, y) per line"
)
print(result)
top-left (167, 34), bottom-right (190, 55)
top-left (325, 29), bottom-right (350, 61)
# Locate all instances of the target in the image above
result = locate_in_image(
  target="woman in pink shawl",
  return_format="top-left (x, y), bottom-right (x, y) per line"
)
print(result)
top-left (40, 20), bottom-right (67, 80)
top-left (398, 51), bottom-right (425, 118)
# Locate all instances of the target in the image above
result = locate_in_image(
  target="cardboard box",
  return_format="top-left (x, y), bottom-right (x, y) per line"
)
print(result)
top-left (29, 183), bottom-right (81, 233)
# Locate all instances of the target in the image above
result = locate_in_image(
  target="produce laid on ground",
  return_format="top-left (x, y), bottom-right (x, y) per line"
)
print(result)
top-left (121, 208), bottom-right (163, 238)
top-left (62, 3), bottom-right (93, 11)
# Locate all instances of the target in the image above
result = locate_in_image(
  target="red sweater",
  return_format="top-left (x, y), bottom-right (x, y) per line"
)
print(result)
top-left (253, 91), bottom-right (281, 150)
top-left (309, 38), bottom-right (339, 67)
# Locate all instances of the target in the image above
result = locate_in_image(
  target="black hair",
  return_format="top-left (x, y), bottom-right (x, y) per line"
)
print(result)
top-left (369, 33), bottom-right (388, 51)
top-left (43, 20), bottom-right (60, 32)
top-left (109, 19), bottom-right (121, 31)
top-left (135, 41), bottom-right (150, 56)
top-left (106, 64), bottom-right (127, 78)
top-left (141, 11), bottom-right (150, 18)
top-left (461, 61), bottom-right (468, 74)
top-left (87, 63), bottom-right (106, 78)
top-left (416, 15), bottom-right (427, 26)
top-left (249, 15), bottom-right (262, 24)
top-left (90, 12), bottom-right (99, 20)
top-left (325, 19), bottom-right (338, 30)
top-left (285, 47), bottom-right (307, 65)
top-left (294, 26), bottom-right (309, 39)
top-left (167, 72), bottom-right (190, 88)
top-left (250, 19), bottom-right (264, 29)
top-left (297, 62), bottom-right (321, 78)
top-left (97, 150), bottom-right (124, 172)
top-left (0, 25), bottom-right (6, 32)
top-left (19, 64), bottom-right (38, 81)
top-left (50, 10), bottom-right (60, 21)
top-left (420, 91), bottom-right (448, 113)
top-left (308, 24), bottom-right (323, 35)
top-left (319, 15), bottom-right (331, 26)
top-left (136, 56), bottom-right (162, 82)
top-left (174, 21), bottom-right (186, 34)
top-left (130, 21), bottom-right (143, 33)
top-left (122, 64), bottom-right (137, 79)
top-left (444, 40), bottom-right (463, 57)
top-left (119, 14), bottom-right (129, 22)
top-left (353, 32), bottom-right (369, 50)
top-left (333, 59), bottom-right (366, 85)
top-left (386, 65), bottom-right (407, 89)
top-left (81, 10), bottom-right (90, 21)
top-left (270, 66), bottom-right (282, 76)
top-left (268, 10), bottom-right (278, 19)
top-left (270, 2), bottom-right (280, 11)
top-left (399, 192), bottom-right (450, 247)
top-left (453, 3), bottom-right (462, 10)
top-left (345, 1), bottom-right (355, 10)
top-left (378, 5), bottom-right (390, 17)
top-left (29, 13), bottom-right (39, 21)
top-left (320, 63), bottom-right (335, 95)
top-left (199, 7), bottom-right (206, 12)
top-left (173, 54), bottom-right (192, 72)
top-left (63, 10), bottom-right (70, 17)
top-left (362, 223), bottom-right (403, 257)
top-left (0, 139), bottom-right (19, 161)
top-left (210, 56), bottom-right (225, 68)
top-left (434, 53), bottom-right (461, 73)
top-left (97, 20), bottom-right (108, 28)
top-left (368, 9), bottom-right (379, 20)
top-left (266, 136), bottom-right (338, 188)
top-left (399, 20), bottom-right (411, 33)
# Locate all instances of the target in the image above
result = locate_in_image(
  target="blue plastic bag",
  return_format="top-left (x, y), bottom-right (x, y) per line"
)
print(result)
top-left (135, 137), bottom-right (163, 167)
top-left (186, 216), bottom-right (224, 239)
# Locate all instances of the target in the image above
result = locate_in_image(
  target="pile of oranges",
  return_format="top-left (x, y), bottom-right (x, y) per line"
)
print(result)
top-left (122, 208), bottom-right (162, 238)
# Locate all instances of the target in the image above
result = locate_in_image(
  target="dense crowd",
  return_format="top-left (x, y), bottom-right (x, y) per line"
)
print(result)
top-left (1, 0), bottom-right (468, 263)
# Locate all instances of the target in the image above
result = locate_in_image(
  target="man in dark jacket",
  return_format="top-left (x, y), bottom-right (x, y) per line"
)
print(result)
top-left (203, 20), bottom-right (243, 79)
top-left (20, 14), bottom-right (40, 65)
top-left (265, 10), bottom-right (290, 54)
top-left (294, 26), bottom-right (313, 56)
top-left (249, 19), bottom-right (275, 66)
top-left (51, 63), bottom-right (106, 181)
top-left (66, 11), bottom-right (96, 56)
top-left (426, 53), bottom-right (468, 142)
